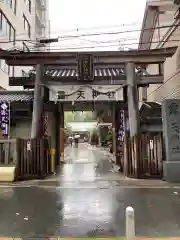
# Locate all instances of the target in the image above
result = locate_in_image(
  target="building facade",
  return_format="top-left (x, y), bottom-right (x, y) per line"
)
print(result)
top-left (138, 0), bottom-right (180, 103)
top-left (0, 0), bottom-right (49, 89)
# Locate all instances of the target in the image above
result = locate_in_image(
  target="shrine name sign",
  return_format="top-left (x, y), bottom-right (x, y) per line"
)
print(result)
top-left (162, 99), bottom-right (180, 182)
top-left (49, 85), bottom-right (123, 102)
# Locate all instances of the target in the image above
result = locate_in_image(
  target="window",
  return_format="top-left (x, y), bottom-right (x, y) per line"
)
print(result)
top-left (24, 0), bottom-right (31, 13)
top-left (0, 11), bottom-right (16, 44)
top-left (23, 14), bottom-right (31, 38)
top-left (6, 0), bottom-right (17, 14)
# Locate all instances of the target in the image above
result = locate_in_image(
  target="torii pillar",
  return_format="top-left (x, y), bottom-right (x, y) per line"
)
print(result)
top-left (126, 62), bottom-right (140, 177)
top-left (31, 64), bottom-right (44, 138)
top-left (126, 62), bottom-right (140, 137)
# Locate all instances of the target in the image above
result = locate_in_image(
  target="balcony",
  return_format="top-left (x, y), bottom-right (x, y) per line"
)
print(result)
top-left (35, 7), bottom-right (45, 27)
top-left (36, 0), bottom-right (46, 10)
top-left (36, 25), bottom-right (45, 38)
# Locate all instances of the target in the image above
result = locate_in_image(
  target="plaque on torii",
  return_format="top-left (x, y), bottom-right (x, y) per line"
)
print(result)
top-left (77, 54), bottom-right (94, 81)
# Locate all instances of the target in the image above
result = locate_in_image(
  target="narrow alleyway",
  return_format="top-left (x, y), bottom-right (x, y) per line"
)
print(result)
top-left (54, 142), bottom-right (118, 187)
top-left (0, 144), bottom-right (180, 238)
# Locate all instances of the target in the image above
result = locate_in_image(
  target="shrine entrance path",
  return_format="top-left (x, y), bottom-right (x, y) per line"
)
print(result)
top-left (0, 144), bottom-right (180, 238)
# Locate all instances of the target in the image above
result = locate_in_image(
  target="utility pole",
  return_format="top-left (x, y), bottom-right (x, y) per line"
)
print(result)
top-left (31, 64), bottom-right (44, 138)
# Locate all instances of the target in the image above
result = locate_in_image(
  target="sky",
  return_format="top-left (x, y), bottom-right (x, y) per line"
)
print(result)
top-left (49, 0), bottom-right (147, 51)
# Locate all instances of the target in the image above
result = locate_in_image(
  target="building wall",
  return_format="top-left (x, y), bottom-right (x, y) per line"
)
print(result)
top-left (139, 2), bottom-right (180, 103)
top-left (10, 112), bottom-right (56, 148)
top-left (10, 121), bottom-right (31, 139)
top-left (141, 123), bottom-right (162, 132)
top-left (0, 0), bottom-right (49, 89)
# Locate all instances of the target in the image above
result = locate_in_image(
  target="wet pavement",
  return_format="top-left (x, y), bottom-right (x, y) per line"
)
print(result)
top-left (1, 143), bottom-right (180, 238)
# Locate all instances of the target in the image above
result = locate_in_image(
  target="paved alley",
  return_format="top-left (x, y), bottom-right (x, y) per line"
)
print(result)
top-left (0, 143), bottom-right (180, 238)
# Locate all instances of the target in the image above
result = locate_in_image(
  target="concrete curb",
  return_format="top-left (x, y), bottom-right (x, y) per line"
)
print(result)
top-left (0, 237), bottom-right (179, 240)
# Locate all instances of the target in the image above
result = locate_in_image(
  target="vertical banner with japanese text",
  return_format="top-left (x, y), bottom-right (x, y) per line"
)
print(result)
top-left (42, 112), bottom-right (48, 137)
top-left (162, 99), bottom-right (180, 161)
top-left (117, 111), bottom-right (124, 142)
top-left (77, 54), bottom-right (94, 81)
top-left (0, 102), bottom-right (10, 137)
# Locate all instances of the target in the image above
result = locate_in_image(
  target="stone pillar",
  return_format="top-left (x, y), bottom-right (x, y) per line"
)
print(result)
top-left (31, 64), bottom-right (44, 138)
top-left (162, 99), bottom-right (180, 182)
top-left (126, 63), bottom-right (140, 178)
top-left (126, 62), bottom-right (140, 137)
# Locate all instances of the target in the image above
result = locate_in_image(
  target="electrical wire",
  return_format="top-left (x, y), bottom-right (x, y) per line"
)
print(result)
top-left (49, 21), bottom-right (142, 34)
top-left (0, 21), bottom-right (142, 41)
top-left (25, 39), bottom-right (180, 51)
top-left (56, 23), bottom-right (180, 40)
top-left (147, 69), bottom-right (180, 98)
top-left (0, 22), bottom-right (179, 44)
top-left (0, 22), bottom-right (141, 42)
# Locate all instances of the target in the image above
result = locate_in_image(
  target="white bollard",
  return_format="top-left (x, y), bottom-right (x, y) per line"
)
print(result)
top-left (126, 206), bottom-right (135, 240)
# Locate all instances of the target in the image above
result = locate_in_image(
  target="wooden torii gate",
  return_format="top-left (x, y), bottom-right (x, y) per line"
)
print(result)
top-left (0, 47), bottom-right (177, 172)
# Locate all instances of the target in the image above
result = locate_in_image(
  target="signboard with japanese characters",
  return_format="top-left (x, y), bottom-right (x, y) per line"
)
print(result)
top-left (162, 99), bottom-right (180, 161)
top-left (0, 102), bottom-right (9, 137)
top-left (49, 85), bottom-right (123, 102)
top-left (77, 54), bottom-right (94, 81)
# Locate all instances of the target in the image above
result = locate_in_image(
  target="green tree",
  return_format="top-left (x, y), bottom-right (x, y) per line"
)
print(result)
top-left (83, 111), bottom-right (96, 121)
top-left (64, 112), bottom-right (75, 122)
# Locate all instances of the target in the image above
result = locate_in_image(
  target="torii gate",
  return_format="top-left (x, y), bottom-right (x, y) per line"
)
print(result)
top-left (0, 46), bottom-right (177, 167)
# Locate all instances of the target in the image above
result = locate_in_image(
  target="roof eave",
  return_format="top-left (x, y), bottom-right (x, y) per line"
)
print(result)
top-left (139, 4), bottom-right (149, 49)
top-left (138, 4), bottom-right (158, 50)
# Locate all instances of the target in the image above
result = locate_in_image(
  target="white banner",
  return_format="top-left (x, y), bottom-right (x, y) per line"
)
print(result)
top-left (49, 85), bottom-right (123, 102)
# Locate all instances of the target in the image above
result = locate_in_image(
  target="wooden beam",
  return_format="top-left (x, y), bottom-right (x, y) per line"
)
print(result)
top-left (59, 101), bottom-right (127, 111)
top-left (4, 47), bottom-right (177, 66)
top-left (9, 100), bottom-right (127, 115)
top-left (9, 75), bottom-right (164, 86)
top-left (11, 101), bottom-right (32, 109)
top-left (5, 57), bottom-right (168, 66)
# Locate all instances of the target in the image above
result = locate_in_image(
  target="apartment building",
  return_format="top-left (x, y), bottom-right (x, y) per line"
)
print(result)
top-left (138, 0), bottom-right (180, 103)
top-left (0, 0), bottom-right (49, 89)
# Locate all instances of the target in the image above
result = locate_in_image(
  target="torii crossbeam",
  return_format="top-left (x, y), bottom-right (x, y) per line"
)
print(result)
top-left (0, 47), bottom-right (177, 66)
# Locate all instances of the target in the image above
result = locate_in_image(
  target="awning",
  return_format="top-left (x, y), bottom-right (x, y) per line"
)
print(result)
top-left (0, 91), bottom-right (33, 102)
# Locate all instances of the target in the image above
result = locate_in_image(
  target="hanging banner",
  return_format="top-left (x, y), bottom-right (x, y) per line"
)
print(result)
top-left (49, 85), bottom-right (123, 102)
top-left (117, 111), bottom-right (125, 142)
top-left (42, 112), bottom-right (48, 137)
top-left (0, 102), bottom-right (10, 137)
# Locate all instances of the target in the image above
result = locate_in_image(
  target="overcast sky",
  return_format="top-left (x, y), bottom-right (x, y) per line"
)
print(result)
top-left (49, 0), bottom-right (146, 51)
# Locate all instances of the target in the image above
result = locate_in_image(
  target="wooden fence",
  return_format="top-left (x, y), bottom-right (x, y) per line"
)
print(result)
top-left (0, 138), bottom-right (51, 181)
top-left (15, 138), bottom-right (51, 180)
top-left (124, 133), bottom-right (163, 179)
